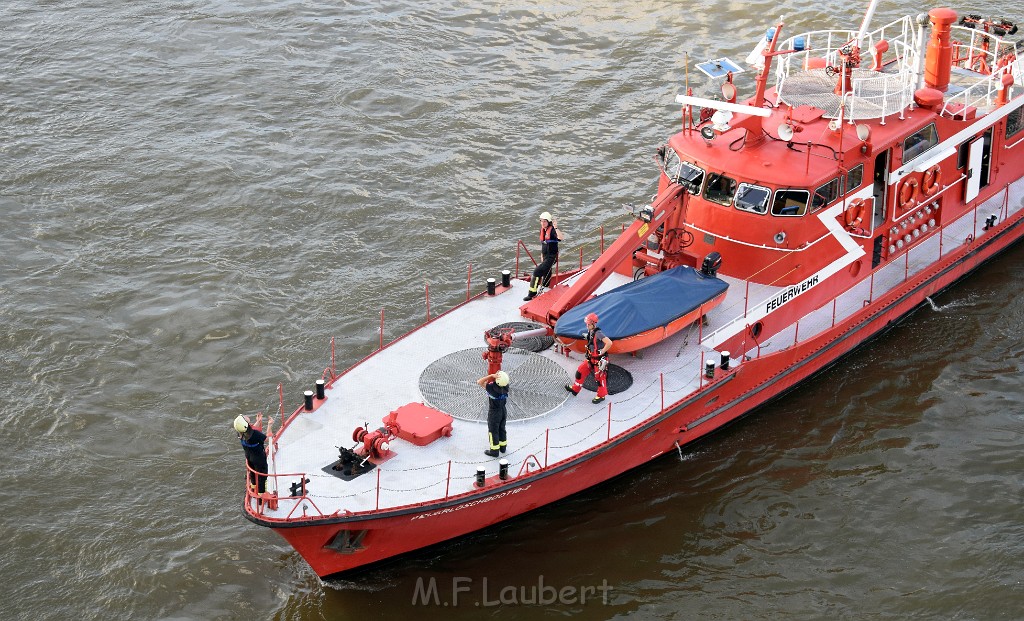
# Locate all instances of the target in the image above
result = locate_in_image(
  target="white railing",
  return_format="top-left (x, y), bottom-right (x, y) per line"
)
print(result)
top-left (939, 25), bottom-right (1022, 117)
top-left (774, 16), bottom-right (922, 122)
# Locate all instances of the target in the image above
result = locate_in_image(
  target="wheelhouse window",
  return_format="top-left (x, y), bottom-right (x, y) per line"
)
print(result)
top-left (734, 183), bottom-right (770, 214)
top-left (658, 147), bottom-right (705, 195)
top-left (846, 164), bottom-right (864, 193)
top-left (660, 146), bottom-right (682, 181)
top-left (771, 189), bottom-right (810, 216)
top-left (903, 123), bottom-right (939, 162)
top-left (703, 173), bottom-right (737, 206)
top-left (811, 178), bottom-right (841, 211)
top-left (677, 161), bottom-right (706, 195)
top-left (1007, 106), bottom-right (1024, 140)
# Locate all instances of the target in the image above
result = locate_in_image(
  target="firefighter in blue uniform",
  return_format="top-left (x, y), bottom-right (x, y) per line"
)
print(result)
top-left (523, 211), bottom-right (563, 301)
top-left (478, 370), bottom-right (510, 457)
top-left (234, 415), bottom-right (269, 497)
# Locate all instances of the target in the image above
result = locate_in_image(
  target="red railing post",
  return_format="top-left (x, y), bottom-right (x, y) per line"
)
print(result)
top-left (278, 383), bottom-right (284, 417)
top-left (744, 280), bottom-right (750, 317)
top-left (379, 308), bottom-right (385, 350)
top-left (376, 469), bottom-right (381, 510)
top-left (600, 225), bottom-right (605, 254)
top-left (330, 337), bottom-right (336, 379)
top-left (607, 402), bottom-right (612, 440)
top-left (660, 372), bottom-right (665, 412)
top-left (697, 303), bottom-right (705, 343)
top-left (699, 350), bottom-right (705, 389)
top-left (544, 429), bottom-right (549, 468)
top-left (445, 460), bottom-right (451, 499)
top-left (466, 263), bottom-right (472, 301)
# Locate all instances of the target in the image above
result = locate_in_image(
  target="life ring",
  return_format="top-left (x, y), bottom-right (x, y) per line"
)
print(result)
top-left (843, 199), bottom-right (868, 229)
top-left (898, 176), bottom-right (919, 210)
top-left (920, 165), bottom-right (941, 197)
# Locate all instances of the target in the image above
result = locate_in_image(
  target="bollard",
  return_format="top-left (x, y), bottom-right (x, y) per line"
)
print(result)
top-left (303, 390), bottom-right (314, 411)
top-left (499, 459), bottom-right (509, 480)
top-left (475, 467), bottom-right (486, 487)
top-left (501, 270), bottom-right (511, 288)
top-left (487, 278), bottom-right (496, 296)
top-left (720, 351), bottom-right (730, 371)
top-left (315, 379), bottom-right (325, 400)
top-left (705, 359), bottom-right (715, 379)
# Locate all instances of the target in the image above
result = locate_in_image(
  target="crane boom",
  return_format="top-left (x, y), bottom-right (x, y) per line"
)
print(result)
top-left (542, 184), bottom-right (688, 324)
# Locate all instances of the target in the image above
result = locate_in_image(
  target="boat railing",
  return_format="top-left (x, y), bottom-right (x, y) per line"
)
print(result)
top-left (775, 16), bottom-right (921, 122)
top-left (514, 210), bottom-right (636, 283)
top-left (246, 339), bottom-right (720, 521)
top-left (939, 26), bottom-right (1021, 117)
top-left (949, 25), bottom-right (1021, 79)
top-left (746, 180), bottom-right (1018, 361)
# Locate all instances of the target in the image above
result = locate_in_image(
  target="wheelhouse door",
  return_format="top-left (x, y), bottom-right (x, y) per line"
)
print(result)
top-left (964, 137), bottom-right (986, 203)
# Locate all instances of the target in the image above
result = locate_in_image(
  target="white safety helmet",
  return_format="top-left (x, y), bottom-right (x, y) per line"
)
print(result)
top-left (495, 371), bottom-right (510, 387)
top-left (540, 211), bottom-right (553, 222)
top-left (233, 415), bottom-right (249, 434)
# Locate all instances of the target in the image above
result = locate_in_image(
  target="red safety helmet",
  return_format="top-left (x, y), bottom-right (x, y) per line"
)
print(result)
top-left (585, 313), bottom-right (598, 324)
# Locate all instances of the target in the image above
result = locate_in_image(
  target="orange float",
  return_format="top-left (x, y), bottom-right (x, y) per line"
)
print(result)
top-left (921, 165), bottom-right (942, 197)
top-left (898, 176), bottom-right (919, 209)
top-left (843, 198), bottom-right (869, 229)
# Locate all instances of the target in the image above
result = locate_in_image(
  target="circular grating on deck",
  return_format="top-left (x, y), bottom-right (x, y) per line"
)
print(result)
top-left (489, 321), bottom-right (553, 353)
top-left (581, 363), bottom-right (633, 395)
top-left (419, 347), bottom-right (571, 422)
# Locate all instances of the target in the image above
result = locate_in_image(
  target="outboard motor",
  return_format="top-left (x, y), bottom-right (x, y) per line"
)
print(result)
top-left (701, 252), bottom-right (723, 278)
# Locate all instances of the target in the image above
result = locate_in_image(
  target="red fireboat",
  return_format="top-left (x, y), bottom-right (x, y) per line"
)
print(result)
top-left (238, 2), bottom-right (1024, 578)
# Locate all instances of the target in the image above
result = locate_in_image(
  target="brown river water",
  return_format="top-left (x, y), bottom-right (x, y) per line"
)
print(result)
top-left (2, 1), bottom-right (1022, 619)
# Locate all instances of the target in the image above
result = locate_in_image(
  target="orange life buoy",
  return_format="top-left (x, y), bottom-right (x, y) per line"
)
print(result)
top-left (898, 176), bottom-right (919, 210)
top-left (920, 165), bottom-right (941, 197)
top-left (843, 199), bottom-right (868, 229)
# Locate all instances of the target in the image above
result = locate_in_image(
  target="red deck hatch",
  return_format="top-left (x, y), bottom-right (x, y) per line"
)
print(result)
top-left (384, 403), bottom-right (454, 446)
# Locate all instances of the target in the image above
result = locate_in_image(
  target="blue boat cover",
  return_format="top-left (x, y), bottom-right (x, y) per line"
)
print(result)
top-left (554, 266), bottom-right (729, 340)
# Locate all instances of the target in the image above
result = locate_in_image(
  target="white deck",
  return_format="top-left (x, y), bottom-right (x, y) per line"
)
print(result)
top-left (261, 269), bottom-right (778, 519)
top-left (260, 178), bottom-right (1024, 520)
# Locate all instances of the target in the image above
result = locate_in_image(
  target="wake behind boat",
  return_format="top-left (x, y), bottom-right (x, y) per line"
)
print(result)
top-left (236, 1), bottom-right (1024, 577)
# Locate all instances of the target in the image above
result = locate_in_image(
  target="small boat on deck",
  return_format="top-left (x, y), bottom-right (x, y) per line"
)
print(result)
top-left (236, 1), bottom-right (1024, 578)
top-left (553, 262), bottom-right (729, 354)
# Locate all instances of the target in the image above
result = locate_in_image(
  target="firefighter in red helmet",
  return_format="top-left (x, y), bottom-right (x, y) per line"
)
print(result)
top-left (565, 312), bottom-right (613, 403)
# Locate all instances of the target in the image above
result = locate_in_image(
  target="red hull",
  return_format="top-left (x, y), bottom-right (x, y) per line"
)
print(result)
top-left (250, 198), bottom-right (1024, 577)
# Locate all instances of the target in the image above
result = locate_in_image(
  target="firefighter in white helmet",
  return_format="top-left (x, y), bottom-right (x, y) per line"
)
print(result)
top-left (477, 370), bottom-right (510, 457)
top-left (523, 211), bottom-right (563, 301)
top-left (233, 415), bottom-right (269, 499)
